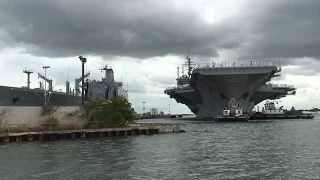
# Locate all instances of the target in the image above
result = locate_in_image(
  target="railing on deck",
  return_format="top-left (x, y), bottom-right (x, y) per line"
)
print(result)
top-left (271, 84), bottom-right (295, 88)
top-left (165, 86), bottom-right (177, 90)
top-left (165, 85), bottom-right (192, 91)
top-left (195, 61), bottom-right (275, 69)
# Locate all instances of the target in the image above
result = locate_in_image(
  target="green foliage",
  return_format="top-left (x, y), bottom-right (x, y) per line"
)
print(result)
top-left (40, 105), bottom-right (60, 128)
top-left (40, 117), bottom-right (60, 129)
top-left (65, 108), bottom-right (83, 122)
top-left (83, 98), bottom-right (135, 128)
top-left (65, 110), bottom-right (81, 118)
top-left (40, 105), bottom-right (59, 116)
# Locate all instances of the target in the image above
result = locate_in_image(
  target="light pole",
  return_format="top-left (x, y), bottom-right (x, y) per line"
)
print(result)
top-left (47, 91), bottom-right (52, 106)
top-left (168, 104), bottom-right (170, 115)
top-left (142, 102), bottom-right (145, 115)
top-left (43, 66), bottom-right (50, 106)
top-left (79, 56), bottom-right (87, 106)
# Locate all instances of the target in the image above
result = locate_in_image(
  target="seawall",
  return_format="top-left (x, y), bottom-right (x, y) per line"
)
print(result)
top-left (0, 106), bottom-right (84, 125)
top-left (0, 122), bottom-right (186, 143)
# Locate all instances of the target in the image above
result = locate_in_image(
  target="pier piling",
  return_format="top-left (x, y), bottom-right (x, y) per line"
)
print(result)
top-left (0, 122), bottom-right (186, 143)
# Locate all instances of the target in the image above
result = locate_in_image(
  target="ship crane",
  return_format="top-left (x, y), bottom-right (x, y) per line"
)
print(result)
top-left (38, 72), bottom-right (53, 91)
top-left (75, 71), bottom-right (90, 96)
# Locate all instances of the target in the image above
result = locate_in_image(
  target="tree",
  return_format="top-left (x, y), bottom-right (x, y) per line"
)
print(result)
top-left (83, 98), bottom-right (135, 128)
top-left (40, 105), bottom-right (59, 128)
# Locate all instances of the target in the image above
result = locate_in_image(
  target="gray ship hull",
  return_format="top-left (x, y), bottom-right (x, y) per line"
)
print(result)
top-left (166, 83), bottom-right (295, 118)
top-left (164, 61), bottom-right (298, 118)
top-left (190, 67), bottom-right (277, 118)
top-left (249, 84), bottom-right (296, 106)
top-left (0, 86), bottom-right (81, 106)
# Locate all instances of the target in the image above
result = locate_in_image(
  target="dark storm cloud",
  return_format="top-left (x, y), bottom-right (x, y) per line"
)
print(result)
top-left (0, 0), bottom-right (230, 59)
top-left (1, 0), bottom-right (320, 65)
top-left (236, 0), bottom-right (320, 62)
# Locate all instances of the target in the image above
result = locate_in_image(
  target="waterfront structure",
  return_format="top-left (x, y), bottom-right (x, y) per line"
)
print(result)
top-left (150, 108), bottom-right (159, 116)
top-left (86, 64), bottom-right (128, 101)
top-left (0, 64), bottom-right (128, 106)
top-left (0, 122), bottom-right (186, 143)
top-left (164, 54), bottom-right (296, 118)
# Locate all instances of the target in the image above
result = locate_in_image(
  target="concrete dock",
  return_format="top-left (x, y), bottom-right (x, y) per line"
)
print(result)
top-left (0, 122), bottom-right (186, 143)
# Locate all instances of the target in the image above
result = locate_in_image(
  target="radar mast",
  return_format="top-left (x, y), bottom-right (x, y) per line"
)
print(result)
top-left (99, 64), bottom-right (109, 80)
top-left (183, 50), bottom-right (195, 78)
top-left (23, 68), bottom-right (33, 89)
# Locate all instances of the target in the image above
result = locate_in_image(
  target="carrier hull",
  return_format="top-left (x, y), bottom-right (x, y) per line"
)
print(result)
top-left (165, 61), bottom-right (296, 118)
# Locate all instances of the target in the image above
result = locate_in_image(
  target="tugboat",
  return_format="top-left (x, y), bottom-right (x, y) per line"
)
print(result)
top-left (216, 98), bottom-right (249, 121)
top-left (250, 101), bottom-right (315, 120)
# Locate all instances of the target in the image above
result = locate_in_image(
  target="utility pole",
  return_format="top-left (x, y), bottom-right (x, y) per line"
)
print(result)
top-left (142, 102), bottom-right (145, 115)
top-left (43, 66), bottom-right (50, 107)
top-left (79, 56), bottom-right (87, 106)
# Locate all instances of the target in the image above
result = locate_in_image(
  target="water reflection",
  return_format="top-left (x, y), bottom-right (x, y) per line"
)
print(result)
top-left (1, 118), bottom-right (320, 180)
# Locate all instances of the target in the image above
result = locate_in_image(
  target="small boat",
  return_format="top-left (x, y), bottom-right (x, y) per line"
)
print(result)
top-left (250, 101), bottom-right (315, 120)
top-left (216, 98), bottom-right (249, 121)
top-left (300, 111), bottom-right (315, 119)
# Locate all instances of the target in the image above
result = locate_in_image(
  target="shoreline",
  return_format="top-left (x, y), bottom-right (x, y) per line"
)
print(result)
top-left (0, 122), bottom-right (186, 143)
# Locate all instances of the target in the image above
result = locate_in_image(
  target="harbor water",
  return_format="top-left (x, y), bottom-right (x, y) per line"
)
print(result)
top-left (1, 117), bottom-right (320, 180)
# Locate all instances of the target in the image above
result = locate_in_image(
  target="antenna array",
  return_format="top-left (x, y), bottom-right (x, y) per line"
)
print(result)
top-left (183, 50), bottom-right (196, 77)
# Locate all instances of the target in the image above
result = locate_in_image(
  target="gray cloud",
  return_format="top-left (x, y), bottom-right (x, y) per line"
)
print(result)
top-left (235, 0), bottom-right (320, 62)
top-left (2, 0), bottom-right (320, 113)
top-left (126, 80), bottom-right (147, 94)
top-left (0, 0), bottom-right (229, 59)
top-left (1, 0), bottom-right (320, 64)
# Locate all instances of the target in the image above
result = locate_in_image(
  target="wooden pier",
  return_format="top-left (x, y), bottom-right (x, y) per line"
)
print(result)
top-left (0, 122), bottom-right (186, 143)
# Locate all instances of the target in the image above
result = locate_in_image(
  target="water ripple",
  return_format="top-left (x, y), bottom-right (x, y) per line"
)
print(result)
top-left (1, 118), bottom-right (320, 179)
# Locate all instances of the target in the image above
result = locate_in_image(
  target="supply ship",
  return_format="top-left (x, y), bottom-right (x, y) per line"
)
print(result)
top-left (164, 52), bottom-right (296, 119)
top-left (0, 64), bottom-right (128, 106)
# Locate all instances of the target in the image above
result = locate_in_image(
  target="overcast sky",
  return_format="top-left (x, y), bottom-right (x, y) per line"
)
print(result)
top-left (0, 0), bottom-right (320, 113)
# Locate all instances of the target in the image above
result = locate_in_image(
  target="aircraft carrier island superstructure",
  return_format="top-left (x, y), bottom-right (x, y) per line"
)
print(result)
top-left (0, 64), bottom-right (128, 107)
top-left (164, 54), bottom-right (296, 118)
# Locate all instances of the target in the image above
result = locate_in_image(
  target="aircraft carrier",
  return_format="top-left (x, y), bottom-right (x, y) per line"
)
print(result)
top-left (0, 64), bottom-right (128, 107)
top-left (164, 53), bottom-right (296, 118)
